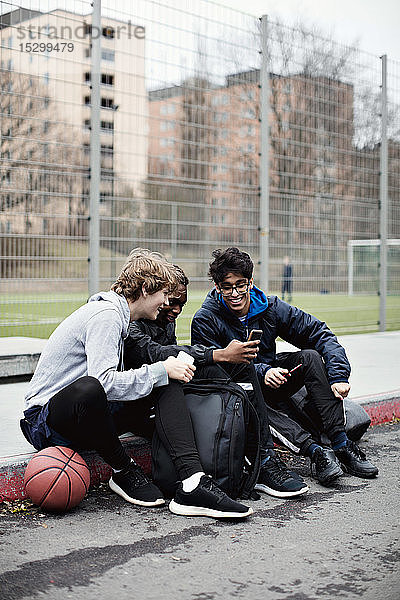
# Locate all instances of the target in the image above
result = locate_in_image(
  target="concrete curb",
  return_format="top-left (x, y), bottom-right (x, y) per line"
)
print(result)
top-left (1, 394), bottom-right (399, 503)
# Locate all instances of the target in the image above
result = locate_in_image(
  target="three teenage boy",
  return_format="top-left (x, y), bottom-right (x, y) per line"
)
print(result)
top-left (21, 249), bottom-right (253, 519)
top-left (191, 247), bottom-right (378, 484)
top-left (125, 266), bottom-right (309, 498)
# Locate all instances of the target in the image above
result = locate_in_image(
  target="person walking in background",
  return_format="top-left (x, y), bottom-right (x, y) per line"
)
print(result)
top-left (282, 256), bottom-right (293, 303)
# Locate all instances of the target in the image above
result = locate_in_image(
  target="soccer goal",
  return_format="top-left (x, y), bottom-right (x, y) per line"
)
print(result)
top-left (347, 239), bottom-right (400, 295)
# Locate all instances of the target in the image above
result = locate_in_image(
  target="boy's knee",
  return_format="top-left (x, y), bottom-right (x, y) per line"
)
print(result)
top-left (300, 349), bottom-right (322, 365)
top-left (74, 376), bottom-right (107, 409)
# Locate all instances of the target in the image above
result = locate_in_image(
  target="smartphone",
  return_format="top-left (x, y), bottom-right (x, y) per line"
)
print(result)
top-left (247, 329), bottom-right (263, 342)
top-left (177, 350), bottom-right (195, 365)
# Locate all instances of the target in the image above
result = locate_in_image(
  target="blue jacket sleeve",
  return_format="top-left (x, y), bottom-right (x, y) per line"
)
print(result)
top-left (273, 299), bottom-right (351, 384)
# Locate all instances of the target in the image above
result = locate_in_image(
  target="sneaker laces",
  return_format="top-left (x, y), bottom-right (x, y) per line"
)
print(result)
top-left (311, 448), bottom-right (331, 478)
top-left (313, 449), bottom-right (330, 470)
top-left (121, 463), bottom-right (150, 488)
top-left (201, 476), bottom-right (228, 503)
top-left (345, 440), bottom-right (367, 461)
top-left (262, 456), bottom-right (292, 485)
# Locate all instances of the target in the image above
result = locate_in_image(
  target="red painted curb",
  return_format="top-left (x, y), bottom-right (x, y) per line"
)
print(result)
top-left (0, 439), bottom-right (151, 503)
top-left (1, 397), bottom-right (399, 503)
top-left (363, 398), bottom-right (400, 426)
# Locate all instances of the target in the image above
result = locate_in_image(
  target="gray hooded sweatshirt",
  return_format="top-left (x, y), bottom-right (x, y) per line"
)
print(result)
top-left (24, 291), bottom-right (168, 410)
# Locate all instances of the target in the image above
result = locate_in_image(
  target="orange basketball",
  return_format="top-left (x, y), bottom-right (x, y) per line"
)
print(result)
top-left (24, 446), bottom-right (90, 512)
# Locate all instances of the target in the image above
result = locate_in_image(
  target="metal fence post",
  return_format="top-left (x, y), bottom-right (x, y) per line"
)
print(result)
top-left (88, 0), bottom-right (102, 296)
top-left (348, 241), bottom-right (354, 296)
top-left (259, 15), bottom-right (270, 292)
top-left (171, 202), bottom-right (177, 262)
top-left (379, 54), bottom-right (388, 331)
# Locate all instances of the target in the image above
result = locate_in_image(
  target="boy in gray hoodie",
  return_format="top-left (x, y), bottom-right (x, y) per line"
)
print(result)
top-left (21, 248), bottom-right (252, 519)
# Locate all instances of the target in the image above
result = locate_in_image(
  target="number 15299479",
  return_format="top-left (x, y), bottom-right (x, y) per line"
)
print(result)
top-left (20, 42), bottom-right (74, 52)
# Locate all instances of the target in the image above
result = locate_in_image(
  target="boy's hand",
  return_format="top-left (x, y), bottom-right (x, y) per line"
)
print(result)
top-left (331, 382), bottom-right (350, 400)
top-left (264, 367), bottom-right (289, 389)
top-left (163, 356), bottom-right (196, 383)
top-left (213, 340), bottom-right (259, 364)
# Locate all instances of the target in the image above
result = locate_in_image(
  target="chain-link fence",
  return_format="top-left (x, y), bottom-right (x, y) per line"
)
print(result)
top-left (1, 0), bottom-right (399, 341)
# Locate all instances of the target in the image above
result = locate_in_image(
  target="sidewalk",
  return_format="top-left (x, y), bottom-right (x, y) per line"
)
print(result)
top-left (1, 332), bottom-right (399, 501)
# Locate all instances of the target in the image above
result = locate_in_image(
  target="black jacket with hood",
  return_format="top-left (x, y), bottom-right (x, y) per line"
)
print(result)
top-left (191, 286), bottom-right (351, 385)
top-left (124, 318), bottom-right (215, 371)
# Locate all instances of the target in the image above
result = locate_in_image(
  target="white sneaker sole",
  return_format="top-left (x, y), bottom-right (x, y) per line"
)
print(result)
top-left (109, 479), bottom-right (165, 507)
top-left (168, 500), bottom-right (253, 518)
top-left (254, 483), bottom-right (309, 498)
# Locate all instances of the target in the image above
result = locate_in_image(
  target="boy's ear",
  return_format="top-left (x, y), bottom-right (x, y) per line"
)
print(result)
top-left (249, 278), bottom-right (254, 289)
top-left (141, 283), bottom-right (148, 298)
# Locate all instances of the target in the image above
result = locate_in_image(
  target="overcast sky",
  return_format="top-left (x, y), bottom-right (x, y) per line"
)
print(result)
top-left (217, 0), bottom-right (400, 60)
top-left (4, 0), bottom-right (399, 61)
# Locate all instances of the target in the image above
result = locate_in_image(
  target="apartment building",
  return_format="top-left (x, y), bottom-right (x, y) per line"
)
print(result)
top-left (0, 8), bottom-right (147, 237)
top-left (148, 70), bottom-right (357, 261)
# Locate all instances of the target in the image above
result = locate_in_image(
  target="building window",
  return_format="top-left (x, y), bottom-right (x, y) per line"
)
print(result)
top-left (84, 72), bottom-right (91, 83)
top-left (100, 120), bottom-right (114, 133)
top-left (102, 26), bottom-right (115, 39)
top-left (84, 23), bottom-right (92, 36)
top-left (160, 103), bottom-right (176, 115)
top-left (84, 119), bottom-right (91, 130)
top-left (84, 95), bottom-right (91, 105)
top-left (43, 120), bottom-right (49, 134)
top-left (101, 73), bottom-right (114, 86)
top-left (8, 36), bottom-right (13, 48)
top-left (43, 72), bottom-right (49, 84)
top-left (101, 49), bottom-right (115, 62)
top-left (101, 144), bottom-right (114, 157)
top-left (85, 46), bottom-right (91, 58)
top-left (101, 97), bottom-right (114, 109)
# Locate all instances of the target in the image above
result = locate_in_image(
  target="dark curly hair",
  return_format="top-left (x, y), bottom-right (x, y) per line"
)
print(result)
top-left (173, 265), bottom-right (189, 287)
top-left (208, 247), bottom-right (253, 284)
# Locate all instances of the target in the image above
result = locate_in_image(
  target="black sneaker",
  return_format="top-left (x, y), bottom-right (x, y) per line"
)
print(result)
top-left (311, 447), bottom-right (343, 485)
top-left (255, 456), bottom-right (309, 497)
top-left (274, 453), bottom-right (305, 482)
top-left (109, 462), bottom-right (165, 507)
top-left (169, 475), bottom-right (253, 518)
top-left (335, 440), bottom-right (378, 478)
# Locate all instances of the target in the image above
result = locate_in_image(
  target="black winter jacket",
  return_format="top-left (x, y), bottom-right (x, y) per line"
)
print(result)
top-left (124, 318), bottom-right (215, 371)
top-left (191, 289), bottom-right (351, 384)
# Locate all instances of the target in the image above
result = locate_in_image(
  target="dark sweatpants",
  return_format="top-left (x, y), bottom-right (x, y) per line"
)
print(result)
top-left (260, 349), bottom-right (346, 455)
top-left (46, 376), bottom-right (203, 480)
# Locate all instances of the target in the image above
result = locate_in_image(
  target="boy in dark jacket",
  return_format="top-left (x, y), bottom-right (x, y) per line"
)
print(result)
top-left (191, 247), bottom-right (378, 486)
top-left (125, 267), bottom-right (310, 499)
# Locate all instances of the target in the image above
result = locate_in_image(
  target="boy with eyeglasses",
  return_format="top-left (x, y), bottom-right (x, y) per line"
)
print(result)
top-left (126, 266), bottom-right (309, 499)
top-left (191, 247), bottom-right (378, 488)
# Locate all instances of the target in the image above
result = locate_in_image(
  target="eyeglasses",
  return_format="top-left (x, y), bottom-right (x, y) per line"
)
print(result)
top-left (218, 281), bottom-right (250, 297)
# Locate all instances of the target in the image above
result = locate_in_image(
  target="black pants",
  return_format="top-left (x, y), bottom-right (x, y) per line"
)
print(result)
top-left (260, 349), bottom-right (345, 454)
top-left (47, 376), bottom-right (202, 480)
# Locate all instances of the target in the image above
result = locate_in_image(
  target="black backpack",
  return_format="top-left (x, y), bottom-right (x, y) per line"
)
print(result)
top-left (151, 378), bottom-right (261, 500)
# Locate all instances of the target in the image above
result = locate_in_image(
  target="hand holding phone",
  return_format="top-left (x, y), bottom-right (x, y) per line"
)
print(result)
top-left (247, 329), bottom-right (263, 342)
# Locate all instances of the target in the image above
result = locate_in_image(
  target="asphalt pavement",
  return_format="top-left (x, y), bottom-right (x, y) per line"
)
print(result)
top-left (1, 422), bottom-right (399, 600)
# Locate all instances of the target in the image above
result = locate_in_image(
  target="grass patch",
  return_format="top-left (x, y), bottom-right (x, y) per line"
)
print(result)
top-left (0, 291), bottom-right (399, 341)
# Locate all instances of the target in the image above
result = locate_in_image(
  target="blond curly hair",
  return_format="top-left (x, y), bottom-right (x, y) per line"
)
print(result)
top-left (111, 248), bottom-right (179, 302)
